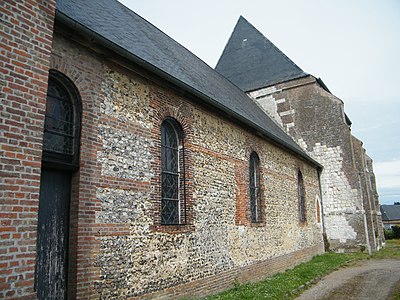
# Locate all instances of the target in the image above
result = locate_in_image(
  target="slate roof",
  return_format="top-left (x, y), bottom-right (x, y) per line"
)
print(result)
top-left (381, 205), bottom-right (400, 221)
top-left (215, 16), bottom-right (308, 92)
top-left (55, 0), bottom-right (320, 166)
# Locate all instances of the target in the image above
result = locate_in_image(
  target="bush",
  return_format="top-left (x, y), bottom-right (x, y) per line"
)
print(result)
top-left (385, 229), bottom-right (394, 239)
top-left (392, 226), bottom-right (400, 239)
top-left (384, 226), bottom-right (400, 240)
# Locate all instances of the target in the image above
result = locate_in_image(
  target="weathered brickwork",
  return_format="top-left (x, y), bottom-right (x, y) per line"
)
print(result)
top-left (249, 76), bottom-right (383, 252)
top-left (50, 34), bottom-right (107, 299)
top-left (0, 1), bottom-right (56, 298)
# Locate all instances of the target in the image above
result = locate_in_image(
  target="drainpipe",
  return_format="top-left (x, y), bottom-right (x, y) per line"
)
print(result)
top-left (317, 170), bottom-right (327, 250)
top-left (364, 169), bottom-right (377, 251)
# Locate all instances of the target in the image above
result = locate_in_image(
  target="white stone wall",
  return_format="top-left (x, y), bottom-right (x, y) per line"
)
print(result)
top-left (313, 143), bottom-right (359, 243)
top-left (249, 87), bottom-right (283, 128)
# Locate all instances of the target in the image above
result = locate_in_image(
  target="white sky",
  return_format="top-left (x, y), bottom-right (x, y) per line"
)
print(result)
top-left (118, 0), bottom-right (400, 204)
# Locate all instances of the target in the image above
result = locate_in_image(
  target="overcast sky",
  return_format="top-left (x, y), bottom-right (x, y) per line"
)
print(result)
top-left (119, 0), bottom-right (400, 205)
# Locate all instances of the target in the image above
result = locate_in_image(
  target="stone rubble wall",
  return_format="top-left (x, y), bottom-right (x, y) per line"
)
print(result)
top-left (364, 155), bottom-right (385, 248)
top-left (50, 34), bottom-right (324, 298)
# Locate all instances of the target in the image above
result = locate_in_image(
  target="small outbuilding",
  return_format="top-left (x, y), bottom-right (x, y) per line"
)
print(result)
top-left (381, 204), bottom-right (400, 229)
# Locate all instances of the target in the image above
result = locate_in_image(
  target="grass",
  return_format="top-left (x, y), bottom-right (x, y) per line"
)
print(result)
top-left (371, 239), bottom-right (400, 259)
top-left (204, 240), bottom-right (400, 300)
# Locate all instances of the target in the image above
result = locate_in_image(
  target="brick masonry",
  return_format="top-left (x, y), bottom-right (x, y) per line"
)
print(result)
top-left (249, 76), bottom-right (383, 252)
top-left (0, 1), bottom-right (56, 298)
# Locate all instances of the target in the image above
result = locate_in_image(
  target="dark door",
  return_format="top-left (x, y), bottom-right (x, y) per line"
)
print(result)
top-left (36, 168), bottom-right (71, 299)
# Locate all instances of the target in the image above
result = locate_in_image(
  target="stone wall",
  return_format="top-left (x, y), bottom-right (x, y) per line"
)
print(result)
top-left (48, 32), bottom-right (324, 298)
top-left (364, 155), bottom-right (384, 247)
top-left (249, 76), bottom-right (382, 252)
top-left (352, 136), bottom-right (384, 251)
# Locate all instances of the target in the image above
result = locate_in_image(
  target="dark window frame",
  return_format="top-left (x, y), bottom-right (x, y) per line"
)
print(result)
top-left (250, 151), bottom-right (262, 223)
top-left (160, 118), bottom-right (187, 225)
top-left (42, 70), bottom-right (81, 170)
top-left (298, 170), bottom-right (307, 223)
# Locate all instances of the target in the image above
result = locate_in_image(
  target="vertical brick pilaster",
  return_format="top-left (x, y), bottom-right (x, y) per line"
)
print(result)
top-left (0, 0), bottom-right (56, 298)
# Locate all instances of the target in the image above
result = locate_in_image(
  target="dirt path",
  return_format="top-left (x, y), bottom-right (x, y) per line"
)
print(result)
top-left (295, 259), bottom-right (400, 300)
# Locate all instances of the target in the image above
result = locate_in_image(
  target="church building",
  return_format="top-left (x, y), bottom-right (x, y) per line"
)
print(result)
top-left (0, 0), bottom-right (381, 299)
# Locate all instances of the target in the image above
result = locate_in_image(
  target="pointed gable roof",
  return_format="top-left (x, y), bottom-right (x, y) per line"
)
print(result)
top-left (215, 16), bottom-right (308, 92)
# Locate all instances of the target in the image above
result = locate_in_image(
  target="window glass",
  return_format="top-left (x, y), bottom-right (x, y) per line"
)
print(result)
top-left (43, 79), bottom-right (75, 155)
top-left (161, 119), bottom-right (185, 225)
top-left (250, 152), bottom-right (261, 223)
top-left (298, 170), bottom-right (306, 223)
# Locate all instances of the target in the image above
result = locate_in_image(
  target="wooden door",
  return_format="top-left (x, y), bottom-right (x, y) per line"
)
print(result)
top-left (36, 168), bottom-right (71, 299)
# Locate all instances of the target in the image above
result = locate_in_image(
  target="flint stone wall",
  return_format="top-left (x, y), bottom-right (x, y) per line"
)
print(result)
top-left (52, 35), bottom-right (323, 299)
top-left (95, 69), bottom-right (323, 298)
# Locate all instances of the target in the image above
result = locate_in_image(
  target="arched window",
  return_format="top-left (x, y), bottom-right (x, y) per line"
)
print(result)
top-left (250, 152), bottom-right (262, 223)
top-left (42, 70), bottom-right (81, 168)
top-left (298, 170), bottom-right (306, 223)
top-left (161, 118), bottom-right (186, 225)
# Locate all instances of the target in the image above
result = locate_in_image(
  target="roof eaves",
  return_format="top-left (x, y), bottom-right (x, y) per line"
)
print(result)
top-left (314, 78), bottom-right (353, 126)
top-left (55, 10), bottom-right (322, 170)
top-left (316, 77), bottom-right (331, 93)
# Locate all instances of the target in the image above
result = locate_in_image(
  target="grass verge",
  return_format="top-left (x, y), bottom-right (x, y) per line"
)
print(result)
top-left (205, 240), bottom-right (400, 300)
top-left (371, 239), bottom-right (400, 259)
top-left (205, 252), bottom-right (364, 300)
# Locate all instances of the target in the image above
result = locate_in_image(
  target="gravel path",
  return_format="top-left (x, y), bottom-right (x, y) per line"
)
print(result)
top-left (294, 259), bottom-right (400, 300)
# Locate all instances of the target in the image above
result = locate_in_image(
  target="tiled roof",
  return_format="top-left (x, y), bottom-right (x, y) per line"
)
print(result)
top-left (55, 0), bottom-right (319, 166)
top-left (381, 205), bottom-right (400, 221)
top-left (215, 16), bottom-right (308, 92)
